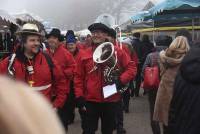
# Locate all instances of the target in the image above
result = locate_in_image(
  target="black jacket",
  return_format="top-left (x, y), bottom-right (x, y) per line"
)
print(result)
top-left (131, 37), bottom-right (143, 65)
top-left (141, 41), bottom-right (154, 64)
top-left (168, 45), bottom-right (200, 134)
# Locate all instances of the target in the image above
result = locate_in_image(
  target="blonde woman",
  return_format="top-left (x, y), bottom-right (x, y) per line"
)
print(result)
top-left (153, 36), bottom-right (190, 133)
top-left (0, 76), bottom-right (65, 134)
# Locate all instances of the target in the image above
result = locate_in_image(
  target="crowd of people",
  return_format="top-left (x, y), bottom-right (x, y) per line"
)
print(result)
top-left (0, 21), bottom-right (199, 134)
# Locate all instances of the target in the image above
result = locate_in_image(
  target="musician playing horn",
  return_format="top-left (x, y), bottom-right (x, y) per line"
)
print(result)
top-left (74, 22), bottom-right (137, 134)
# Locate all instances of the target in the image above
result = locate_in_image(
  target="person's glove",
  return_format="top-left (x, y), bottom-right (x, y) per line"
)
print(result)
top-left (111, 75), bottom-right (123, 91)
top-left (76, 97), bottom-right (86, 111)
top-left (112, 75), bottom-right (129, 94)
top-left (109, 69), bottom-right (121, 88)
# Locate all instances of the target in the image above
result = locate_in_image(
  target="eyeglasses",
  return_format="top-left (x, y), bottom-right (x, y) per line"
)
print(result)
top-left (91, 30), bottom-right (104, 36)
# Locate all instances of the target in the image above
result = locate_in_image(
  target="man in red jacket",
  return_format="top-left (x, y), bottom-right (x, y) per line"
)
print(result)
top-left (0, 23), bottom-right (67, 108)
top-left (74, 23), bottom-right (137, 134)
top-left (65, 30), bottom-right (87, 128)
top-left (46, 28), bottom-right (75, 131)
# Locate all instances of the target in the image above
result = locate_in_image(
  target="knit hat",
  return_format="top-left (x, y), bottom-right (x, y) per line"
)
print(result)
top-left (66, 30), bottom-right (76, 44)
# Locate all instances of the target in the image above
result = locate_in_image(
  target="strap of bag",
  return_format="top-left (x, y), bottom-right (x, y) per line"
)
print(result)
top-left (42, 52), bottom-right (55, 82)
top-left (7, 53), bottom-right (16, 76)
top-left (151, 52), bottom-right (158, 67)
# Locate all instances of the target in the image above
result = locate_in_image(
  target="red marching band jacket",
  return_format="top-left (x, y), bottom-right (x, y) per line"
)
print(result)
top-left (47, 44), bottom-right (76, 95)
top-left (114, 42), bottom-right (139, 82)
top-left (74, 45), bottom-right (137, 103)
top-left (74, 48), bottom-right (86, 63)
top-left (0, 51), bottom-right (67, 108)
top-left (115, 41), bottom-right (139, 68)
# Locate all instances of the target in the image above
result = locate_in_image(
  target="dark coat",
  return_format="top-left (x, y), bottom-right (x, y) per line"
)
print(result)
top-left (141, 41), bottom-right (154, 64)
top-left (168, 45), bottom-right (200, 134)
top-left (131, 37), bottom-right (143, 65)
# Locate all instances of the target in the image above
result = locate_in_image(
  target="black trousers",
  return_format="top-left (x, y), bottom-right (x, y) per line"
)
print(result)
top-left (134, 64), bottom-right (142, 96)
top-left (130, 80), bottom-right (135, 97)
top-left (79, 108), bottom-right (87, 130)
top-left (57, 102), bottom-right (68, 133)
top-left (123, 89), bottom-right (130, 112)
top-left (163, 125), bottom-right (169, 134)
top-left (148, 90), bottom-right (161, 134)
top-left (115, 100), bottom-right (125, 133)
top-left (66, 88), bottom-right (76, 123)
top-left (83, 101), bottom-right (118, 134)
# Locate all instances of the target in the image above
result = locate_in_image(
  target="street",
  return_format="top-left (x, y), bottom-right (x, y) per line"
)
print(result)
top-left (68, 95), bottom-right (152, 134)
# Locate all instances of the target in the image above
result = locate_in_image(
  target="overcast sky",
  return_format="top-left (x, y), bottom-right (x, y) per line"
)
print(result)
top-left (0, 0), bottom-right (163, 30)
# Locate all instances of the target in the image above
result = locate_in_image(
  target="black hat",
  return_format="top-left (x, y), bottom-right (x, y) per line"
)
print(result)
top-left (156, 35), bottom-right (172, 47)
top-left (108, 28), bottom-right (117, 39)
top-left (88, 23), bottom-right (110, 34)
top-left (46, 28), bottom-right (62, 41)
top-left (175, 28), bottom-right (192, 43)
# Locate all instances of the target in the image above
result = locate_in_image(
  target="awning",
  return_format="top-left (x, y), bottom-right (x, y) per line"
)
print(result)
top-left (149, 0), bottom-right (200, 15)
top-left (130, 0), bottom-right (200, 23)
top-left (130, 11), bottom-right (151, 22)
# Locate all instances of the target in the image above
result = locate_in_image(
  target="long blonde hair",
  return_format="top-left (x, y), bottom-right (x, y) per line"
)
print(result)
top-left (0, 76), bottom-right (65, 134)
top-left (160, 36), bottom-right (190, 65)
top-left (165, 36), bottom-right (190, 59)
